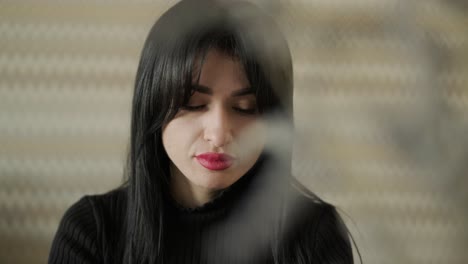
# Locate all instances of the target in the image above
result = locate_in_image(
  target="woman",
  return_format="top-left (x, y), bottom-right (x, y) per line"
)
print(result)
top-left (49, 0), bottom-right (355, 263)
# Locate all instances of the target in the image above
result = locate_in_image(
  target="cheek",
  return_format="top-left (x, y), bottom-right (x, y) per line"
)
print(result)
top-left (235, 120), bottom-right (266, 160)
top-left (162, 119), bottom-right (198, 157)
top-left (162, 121), bottom-right (185, 159)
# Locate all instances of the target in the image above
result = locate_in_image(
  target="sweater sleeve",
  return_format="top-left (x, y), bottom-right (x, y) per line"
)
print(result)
top-left (48, 196), bottom-right (102, 264)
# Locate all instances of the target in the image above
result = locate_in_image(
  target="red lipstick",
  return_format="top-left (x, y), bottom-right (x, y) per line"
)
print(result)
top-left (195, 153), bottom-right (234, 171)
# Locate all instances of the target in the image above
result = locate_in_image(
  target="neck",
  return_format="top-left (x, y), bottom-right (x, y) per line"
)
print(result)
top-left (169, 164), bottom-right (219, 208)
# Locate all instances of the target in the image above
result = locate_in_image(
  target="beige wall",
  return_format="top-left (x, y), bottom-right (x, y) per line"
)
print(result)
top-left (1, 0), bottom-right (467, 263)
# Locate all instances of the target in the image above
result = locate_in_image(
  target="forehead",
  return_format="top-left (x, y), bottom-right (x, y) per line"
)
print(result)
top-left (195, 50), bottom-right (250, 94)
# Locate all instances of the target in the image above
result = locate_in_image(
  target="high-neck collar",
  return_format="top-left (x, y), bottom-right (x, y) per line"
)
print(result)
top-left (164, 153), bottom-right (268, 216)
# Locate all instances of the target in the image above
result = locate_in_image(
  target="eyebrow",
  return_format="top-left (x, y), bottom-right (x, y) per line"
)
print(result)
top-left (192, 85), bottom-right (254, 97)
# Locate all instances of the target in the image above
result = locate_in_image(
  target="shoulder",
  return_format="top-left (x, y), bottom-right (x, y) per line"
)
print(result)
top-left (86, 186), bottom-right (128, 218)
top-left (281, 179), bottom-right (354, 263)
top-left (49, 195), bottom-right (99, 263)
top-left (285, 178), bottom-right (330, 228)
top-left (48, 187), bottom-right (128, 264)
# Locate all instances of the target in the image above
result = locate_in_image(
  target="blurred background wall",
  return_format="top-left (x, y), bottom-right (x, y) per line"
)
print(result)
top-left (1, 0), bottom-right (467, 263)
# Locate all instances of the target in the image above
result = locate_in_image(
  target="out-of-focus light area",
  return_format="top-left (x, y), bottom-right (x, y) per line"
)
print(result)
top-left (0, 0), bottom-right (467, 263)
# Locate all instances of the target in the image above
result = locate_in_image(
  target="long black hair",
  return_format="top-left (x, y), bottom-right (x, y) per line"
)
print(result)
top-left (120, 0), bottom-right (356, 263)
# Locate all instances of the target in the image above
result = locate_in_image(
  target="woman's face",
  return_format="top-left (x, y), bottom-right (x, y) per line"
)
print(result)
top-left (162, 49), bottom-right (266, 195)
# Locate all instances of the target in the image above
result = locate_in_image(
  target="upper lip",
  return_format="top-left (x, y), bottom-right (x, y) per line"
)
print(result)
top-left (195, 152), bottom-right (235, 160)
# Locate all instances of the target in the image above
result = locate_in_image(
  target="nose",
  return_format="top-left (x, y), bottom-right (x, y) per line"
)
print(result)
top-left (203, 105), bottom-right (233, 148)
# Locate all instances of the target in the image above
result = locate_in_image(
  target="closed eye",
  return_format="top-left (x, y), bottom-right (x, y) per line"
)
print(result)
top-left (181, 105), bottom-right (257, 115)
top-left (181, 105), bottom-right (206, 111)
top-left (233, 107), bottom-right (257, 115)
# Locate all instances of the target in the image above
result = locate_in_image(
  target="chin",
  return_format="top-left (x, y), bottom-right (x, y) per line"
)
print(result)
top-left (194, 173), bottom-right (240, 191)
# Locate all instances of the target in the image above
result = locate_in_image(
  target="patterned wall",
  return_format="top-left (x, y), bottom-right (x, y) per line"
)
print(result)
top-left (286, 1), bottom-right (468, 263)
top-left (1, 0), bottom-right (467, 263)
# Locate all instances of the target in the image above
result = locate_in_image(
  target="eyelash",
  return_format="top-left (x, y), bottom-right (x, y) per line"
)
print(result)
top-left (181, 105), bottom-right (257, 115)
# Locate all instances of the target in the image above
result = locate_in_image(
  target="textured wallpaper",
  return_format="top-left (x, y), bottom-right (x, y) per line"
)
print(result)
top-left (1, 0), bottom-right (467, 263)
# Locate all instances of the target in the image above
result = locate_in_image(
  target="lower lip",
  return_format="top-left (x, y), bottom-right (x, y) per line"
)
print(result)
top-left (196, 157), bottom-right (233, 171)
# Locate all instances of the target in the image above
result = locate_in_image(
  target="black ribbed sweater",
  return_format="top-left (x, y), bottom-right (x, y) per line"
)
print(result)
top-left (48, 178), bottom-right (353, 264)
